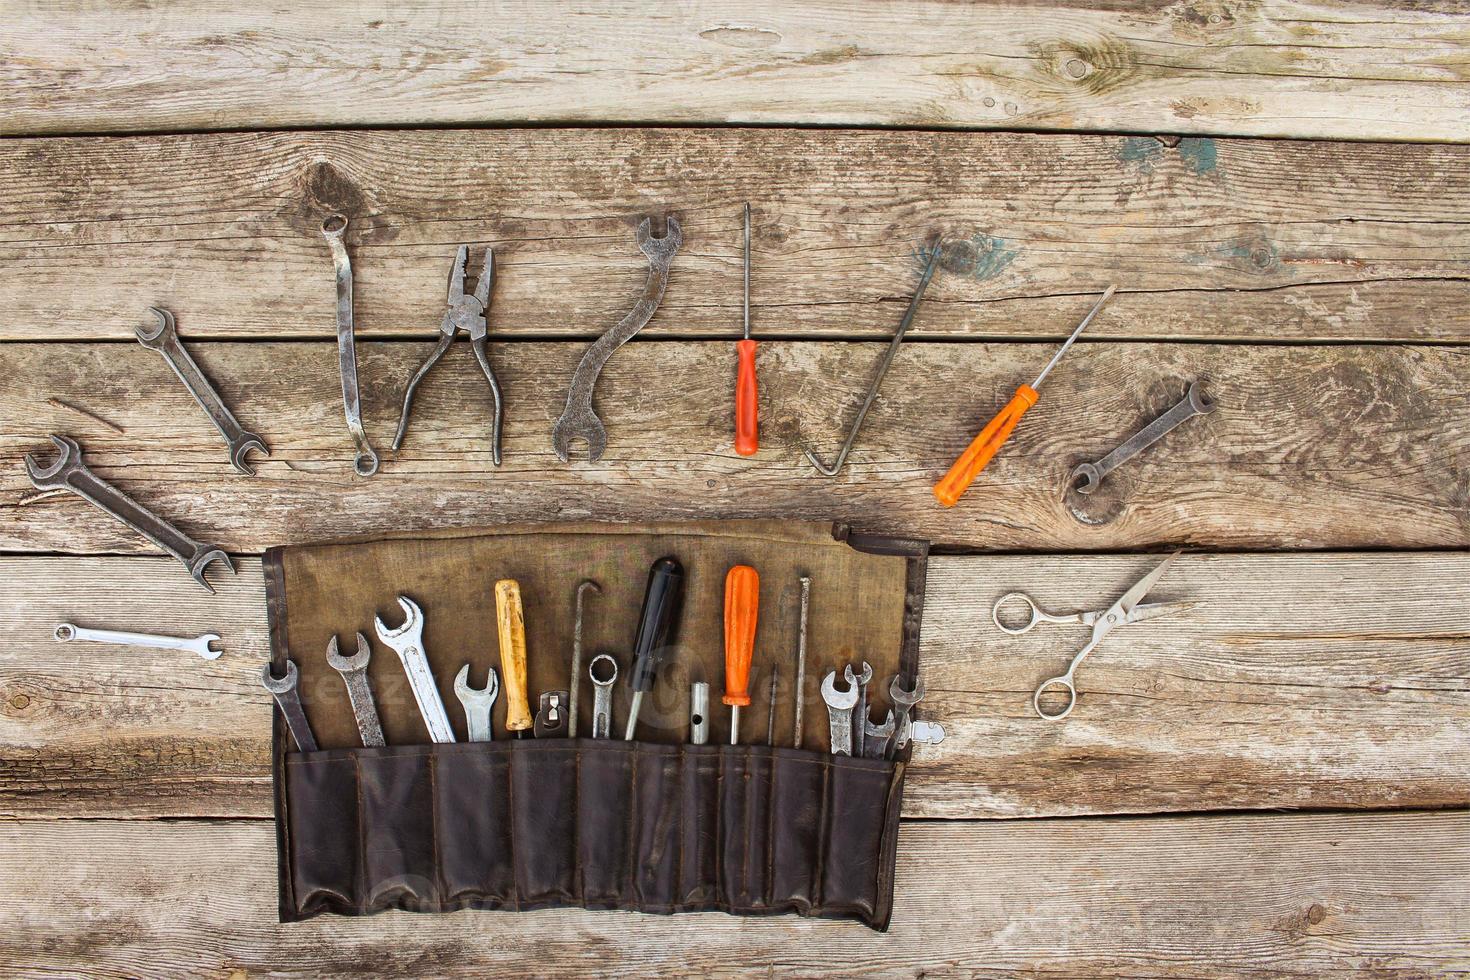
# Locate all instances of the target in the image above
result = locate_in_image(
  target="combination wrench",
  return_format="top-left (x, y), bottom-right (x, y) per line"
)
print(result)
top-left (588, 653), bottom-right (617, 739)
top-left (889, 675), bottom-right (925, 757)
top-left (135, 307), bottom-right (269, 475)
top-left (26, 435), bottom-right (234, 594)
top-left (327, 632), bottom-right (384, 747)
top-left (852, 661), bottom-right (873, 758)
top-left (374, 596), bottom-right (455, 743)
top-left (55, 622), bottom-right (222, 660)
top-left (820, 665), bottom-right (859, 756)
top-left (321, 215), bottom-right (379, 477)
top-left (261, 660), bottom-right (317, 752)
top-left (1071, 381), bottom-right (1216, 494)
top-left (551, 216), bottom-right (682, 462)
top-left (862, 709), bottom-right (896, 760)
top-left (454, 664), bottom-right (500, 742)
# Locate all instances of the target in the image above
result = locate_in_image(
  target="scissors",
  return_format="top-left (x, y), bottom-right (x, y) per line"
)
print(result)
top-left (993, 552), bottom-right (1193, 721)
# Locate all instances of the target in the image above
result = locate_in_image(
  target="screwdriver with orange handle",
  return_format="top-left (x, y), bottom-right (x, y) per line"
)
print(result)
top-left (722, 564), bottom-right (760, 743)
top-left (495, 579), bottom-right (533, 738)
top-left (734, 203), bottom-right (758, 456)
top-left (933, 285), bottom-right (1117, 508)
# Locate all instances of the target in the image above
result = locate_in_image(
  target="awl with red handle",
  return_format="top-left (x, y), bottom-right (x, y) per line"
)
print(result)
top-left (734, 203), bottom-right (758, 456)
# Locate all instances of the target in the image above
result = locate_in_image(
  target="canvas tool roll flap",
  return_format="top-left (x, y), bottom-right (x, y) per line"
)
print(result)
top-left (264, 519), bottom-right (928, 930)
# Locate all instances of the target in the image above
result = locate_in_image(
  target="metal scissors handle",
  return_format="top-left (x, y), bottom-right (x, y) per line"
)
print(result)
top-left (993, 592), bottom-right (1087, 635)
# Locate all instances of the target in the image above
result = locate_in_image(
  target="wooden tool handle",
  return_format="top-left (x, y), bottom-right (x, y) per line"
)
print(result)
top-left (722, 564), bottom-right (759, 706)
top-left (933, 384), bottom-right (1038, 508)
top-left (495, 579), bottom-right (532, 732)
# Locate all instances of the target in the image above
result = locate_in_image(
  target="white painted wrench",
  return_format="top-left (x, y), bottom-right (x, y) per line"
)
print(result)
top-left (54, 623), bottom-right (223, 660)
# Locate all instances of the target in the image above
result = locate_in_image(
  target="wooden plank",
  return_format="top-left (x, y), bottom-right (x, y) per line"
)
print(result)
top-left (2, 129), bottom-right (1467, 344)
top-left (3, 554), bottom-right (1465, 820)
top-left (4, 2), bottom-right (1469, 141)
top-left (0, 813), bottom-right (1464, 975)
top-left (4, 340), bottom-right (1468, 553)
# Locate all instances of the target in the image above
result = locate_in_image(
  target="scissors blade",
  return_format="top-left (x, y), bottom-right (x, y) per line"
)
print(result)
top-left (1092, 552), bottom-right (1181, 641)
top-left (1121, 600), bottom-right (1195, 626)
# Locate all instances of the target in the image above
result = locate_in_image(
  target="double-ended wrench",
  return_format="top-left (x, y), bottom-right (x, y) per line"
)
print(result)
top-left (55, 622), bottom-right (222, 660)
top-left (321, 215), bottom-right (379, 477)
top-left (135, 307), bottom-right (268, 475)
top-left (327, 632), bottom-right (385, 747)
top-left (374, 596), bottom-right (455, 743)
top-left (1071, 381), bottom-right (1216, 494)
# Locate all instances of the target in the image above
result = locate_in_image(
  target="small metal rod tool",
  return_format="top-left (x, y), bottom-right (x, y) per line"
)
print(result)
top-left (690, 681), bottom-right (710, 745)
top-left (766, 667), bottom-right (778, 746)
top-left (792, 575), bottom-right (810, 749)
top-left (568, 579), bottom-right (602, 738)
top-left (805, 242), bottom-right (943, 476)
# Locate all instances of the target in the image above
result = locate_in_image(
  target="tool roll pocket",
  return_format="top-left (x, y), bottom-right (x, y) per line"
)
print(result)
top-left (268, 520), bottom-right (927, 930)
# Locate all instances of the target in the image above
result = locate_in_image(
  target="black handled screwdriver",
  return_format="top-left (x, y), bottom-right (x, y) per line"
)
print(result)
top-left (624, 556), bottom-right (686, 740)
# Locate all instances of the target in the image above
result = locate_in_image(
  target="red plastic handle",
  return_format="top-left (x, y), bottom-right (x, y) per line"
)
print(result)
top-left (933, 384), bottom-right (1038, 508)
top-left (722, 564), bottom-right (759, 706)
top-left (735, 339), bottom-right (758, 456)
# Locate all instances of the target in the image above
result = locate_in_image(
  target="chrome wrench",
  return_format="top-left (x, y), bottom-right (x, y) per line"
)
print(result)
top-left (54, 622), bottom-right (222, 660)
top-left (321, 215), bottom-right (379, 477)
top-left (454, 664), bottom-right (500, 742)
top-left (261, 660), bottom-right (317, 752)
top-left (327, 632), bottom-right (384, 747)
top-left (25, 435), bottom-right (234, 594)
top-left (551, 216), bottom-right (682, 461)
top-left (1071, 381), bottom-right (1216, 494)
top-left (820, 665), bottom-right (859, 756)
top-left (588, 653), bottom-right (617, 739)
top-left (889, 675), bottom-right (925, 757)
top-left (374, 596), bottom-right (454, 743)
top-left (135, 307), bottom-right (269, 475)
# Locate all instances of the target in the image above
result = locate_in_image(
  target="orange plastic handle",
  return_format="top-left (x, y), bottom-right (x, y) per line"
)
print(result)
top-left (933, 384), bottom-right (1039, 508)
top-left (722, 564), bottom-right (759, 706)
top-left (735, 339), bottom-right (758, 456)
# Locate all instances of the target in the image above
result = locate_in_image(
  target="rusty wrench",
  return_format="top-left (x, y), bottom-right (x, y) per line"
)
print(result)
top-left (820, 665), bottom-right (859, 756)
top-left (327, 632), bottom-right (384, 747)
top-left (1072, 381), bottom-right (1216, 494)
top-left (321, 215), bottom-right (379, 477)
top-left (261, 660), bottom-right (317, 752)
top-left (135, 307), bottom-right (268, 475)
top-left (889, 674), bottom-right (925, 758)
top-left (551, 216), bottom-right (682, 462)
top-left (852, 660), bottom-right (873, 757)
top-left (25, 435), bottom-right (234, 594)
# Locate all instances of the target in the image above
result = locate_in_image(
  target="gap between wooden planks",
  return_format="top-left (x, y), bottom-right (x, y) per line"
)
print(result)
top-left (4, 340), bottom-right (1468, 553)
top-left (1, 129), bottom-right (1466, 344)
top-left (0, 813), bottom-right (1465, 975)
top-left (3, 1), bottom-right (1469, 141)
top-left (2, 554), bottom-right (1464, 822)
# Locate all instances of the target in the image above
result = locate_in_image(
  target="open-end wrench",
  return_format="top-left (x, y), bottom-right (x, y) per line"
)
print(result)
top-left (588, 653), bottom-right (617, 739)
top-left (374, 596), bottom-right (454, 743)
top-left (55, 622), bottom-right (222, 660)
top-left (454, 664), bottom-right (500, 742)
top-left (1072, 381), bottom-right (1216, 494)
top-left (568, 579), bottom-right (602, 738)
top-left (889, 674), bottom-right (926, 757)
top-left (820, 665), bottom-right (859, 756)
top-left (852, 660), bottom-right (873, 757)
top-left (261, 660), bottom-right (317, 752)
top-left (862, 709), bottom-right (895, 760)
top-left (26, 435), bottom-right (234, 594)
top-left (327, 632), bottom-right (384, 747)
top-left (551, 216), bottom-right (682, 462)
top-left (135, 307), bottom-right (269, 475)
top-left (321, 215), bottom-right (378, 477)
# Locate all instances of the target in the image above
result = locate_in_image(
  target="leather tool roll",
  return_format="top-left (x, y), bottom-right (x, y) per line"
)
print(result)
top-left (265, 520), bottom-right (928, 930)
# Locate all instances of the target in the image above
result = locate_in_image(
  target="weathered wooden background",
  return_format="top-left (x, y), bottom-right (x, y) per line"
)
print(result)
top-left (1, 2), bottom-right (1467, 976)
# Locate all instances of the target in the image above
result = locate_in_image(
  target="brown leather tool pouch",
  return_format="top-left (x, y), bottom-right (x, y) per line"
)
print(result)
top-left (265, 520), bottom-right (927, 930)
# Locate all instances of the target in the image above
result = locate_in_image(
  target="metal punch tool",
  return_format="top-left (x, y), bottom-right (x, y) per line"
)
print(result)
top-left (1000, 552), bottom-right (1193, 721)
top-left (394, 245), bottom-right (504, 463)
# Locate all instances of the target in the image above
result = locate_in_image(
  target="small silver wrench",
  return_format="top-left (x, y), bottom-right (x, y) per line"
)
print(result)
top-left (135, 307), bottom-right (268, 475)
top-left (261, 660), bottom-right (317, 752)
top-left (454, 664), bottom-right (500, 742)
top-left (321, 215), bottom-right (378, 477)
top-left (54, 622), bottom-right (222, 660)
top-left (820, 665), bottom-right (859, 756)
top-left (374, 596), bottom-right (454, 743)
top-left (551, 216), bottom-right (682, 462)
top-left (852, 661), bottom-right (873, 758)
top-left (26, 435), bottom-right (234, 594)
top-left (889, 675), bottom-right (926, 757)
top-left (588, 653), bottom-right (617, 739)
top-left (862, 709), bottom-right (895, 760)
top-left (327, 632), bottom-right (384, 747)
top-left (1072, 381), bottom-right (1216, 494)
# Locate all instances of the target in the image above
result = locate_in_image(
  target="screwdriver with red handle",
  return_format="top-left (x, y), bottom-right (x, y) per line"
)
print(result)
top-left (734, 203), bottom-right (758, 456)
top-left (722, 564), bottom-right (759, 743)
top-left (934, 286), bottom-right (1116, 508)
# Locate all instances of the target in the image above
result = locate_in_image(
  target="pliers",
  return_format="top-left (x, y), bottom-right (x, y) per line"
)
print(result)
top-left (392, 245), bottom-right (503, 464)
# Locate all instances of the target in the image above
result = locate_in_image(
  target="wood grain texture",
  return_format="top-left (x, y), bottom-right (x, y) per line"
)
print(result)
top-left (0, 813), bottom-right (1465, 976)
top-left (4, 1), bottom-right (1470, 141)
top-left (1, 129), bottom-right (1467, 344)
top-left (3, 554), bottom-right (1465, 820)
top-left (3, 340), bottom-right (1469, 553)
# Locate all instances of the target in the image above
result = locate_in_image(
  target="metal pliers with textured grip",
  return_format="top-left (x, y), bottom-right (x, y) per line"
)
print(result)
top-left (393, 245), bottom-right (504, 464)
